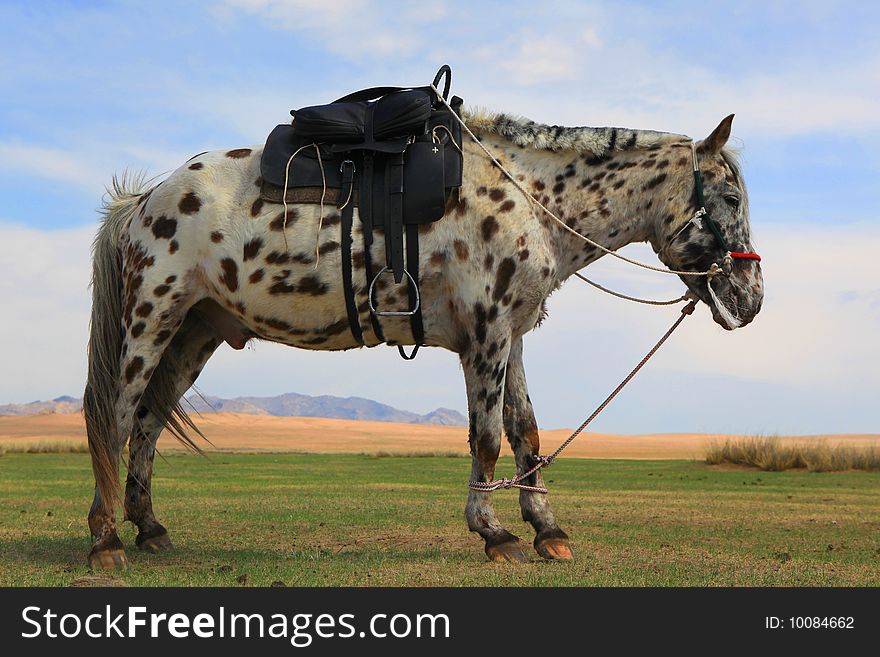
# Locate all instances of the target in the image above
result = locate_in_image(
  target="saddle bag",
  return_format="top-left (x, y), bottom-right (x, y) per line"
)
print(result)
top-left (291, 90), bottom-right (433, 148)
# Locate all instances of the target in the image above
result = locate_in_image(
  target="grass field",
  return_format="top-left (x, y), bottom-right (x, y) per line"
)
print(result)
top-left (1, 452), bottom-right (878, 586)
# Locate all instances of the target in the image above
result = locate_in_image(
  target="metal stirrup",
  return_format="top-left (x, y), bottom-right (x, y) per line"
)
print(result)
top-left (368, 266), bottom-right (421, 317)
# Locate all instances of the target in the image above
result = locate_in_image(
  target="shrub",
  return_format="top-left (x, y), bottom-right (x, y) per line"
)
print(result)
top-left (705, 436), bottom-right (880, 472)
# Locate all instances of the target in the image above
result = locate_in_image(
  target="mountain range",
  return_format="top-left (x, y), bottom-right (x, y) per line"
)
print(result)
top-left (0, 393), bottom-right (466, 426)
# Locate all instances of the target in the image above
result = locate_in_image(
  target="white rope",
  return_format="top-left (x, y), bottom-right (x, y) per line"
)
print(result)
top-left (280, 142), bottom-right (327, 265)
top-left (429, 85), bottom-right (715, 279)
top-left (574, 272), bottom-right (688, 306)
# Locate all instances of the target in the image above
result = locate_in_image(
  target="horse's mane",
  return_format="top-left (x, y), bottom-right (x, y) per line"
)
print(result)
top-left (463, 107), bottom-right (689, 157)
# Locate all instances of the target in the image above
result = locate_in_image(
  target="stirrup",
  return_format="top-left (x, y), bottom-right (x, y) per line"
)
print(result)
top-left (368, 266), bottom-right (420, 317)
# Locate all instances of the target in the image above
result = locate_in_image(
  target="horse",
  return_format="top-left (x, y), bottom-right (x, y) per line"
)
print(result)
top-left (83, 110), bottom-right (764, 569)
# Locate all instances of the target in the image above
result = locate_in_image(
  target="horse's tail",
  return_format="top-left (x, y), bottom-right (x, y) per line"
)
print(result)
top-left (84, 173), bottom-right (147, 516)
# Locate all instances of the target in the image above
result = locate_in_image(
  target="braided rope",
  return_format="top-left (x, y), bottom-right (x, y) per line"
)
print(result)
top-left (575, 272), bottom-right (689, 306)
top-left (430, 85), bottom-right (715, 279)
top-left (469, 299), bottom-right (697, 494)
top-left (280, 142), bottom-right (327, 264)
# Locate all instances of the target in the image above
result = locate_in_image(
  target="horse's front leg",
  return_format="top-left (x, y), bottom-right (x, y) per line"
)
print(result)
top-left (503, 336), bottom-right (573, 560)
top-left (461, 331), bottom-right (528, 562)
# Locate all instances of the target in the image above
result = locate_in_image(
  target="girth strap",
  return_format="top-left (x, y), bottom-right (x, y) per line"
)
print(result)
top-left (360, 152), bottom-right (386, 343)
top-left (385, 152), bottom-right (406, 283)
top-left (339, 177), bottom-right (363, 346)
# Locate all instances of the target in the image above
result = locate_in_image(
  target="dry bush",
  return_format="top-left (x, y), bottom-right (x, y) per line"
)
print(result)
top-left (705, 436), bottom-right (880, 472)
top-left (363, 450), bottom-right (465, 459)
top-left (0, 441), bottom-right (89, 455)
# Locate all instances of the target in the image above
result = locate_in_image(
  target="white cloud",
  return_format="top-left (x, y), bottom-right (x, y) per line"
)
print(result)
top-left (0, 144), bottom-right (108, 193)
top-left (0, 223), bottom-right (95, 403)
top-left (220, 0), bottom-right (429, 58)
top-left (495, 36), bottom-right (588, 85)
top-left (0, 140), bottom-right (199, 198)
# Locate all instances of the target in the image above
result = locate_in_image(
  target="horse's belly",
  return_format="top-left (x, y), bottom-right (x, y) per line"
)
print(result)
top-left (229, 257), bottom-right (363, 351)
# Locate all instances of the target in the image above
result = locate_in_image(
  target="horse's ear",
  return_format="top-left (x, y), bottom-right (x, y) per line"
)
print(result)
top-left (698, 114), bottom-right (734, 154)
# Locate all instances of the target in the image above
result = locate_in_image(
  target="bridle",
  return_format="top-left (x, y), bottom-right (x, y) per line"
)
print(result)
top-left (666, 142), bottom-right (761, 276)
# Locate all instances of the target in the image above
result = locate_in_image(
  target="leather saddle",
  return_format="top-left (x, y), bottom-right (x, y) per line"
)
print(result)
top-left (259, 66), bottom-right (464, 359)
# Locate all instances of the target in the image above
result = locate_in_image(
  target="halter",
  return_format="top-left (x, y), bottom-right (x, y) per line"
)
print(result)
top-left (672, 142), bottom-right (761, 272)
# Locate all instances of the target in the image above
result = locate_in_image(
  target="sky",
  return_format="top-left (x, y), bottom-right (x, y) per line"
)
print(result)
top-left (0, 0), bottom-right (878, 435)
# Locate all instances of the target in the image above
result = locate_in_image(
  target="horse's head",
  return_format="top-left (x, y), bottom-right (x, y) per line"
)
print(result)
top-left (654, 115), bottom-right (764, 330)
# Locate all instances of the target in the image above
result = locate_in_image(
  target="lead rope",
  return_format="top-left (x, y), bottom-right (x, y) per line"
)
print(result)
top-left (468, 298), bottom-right (698, 493)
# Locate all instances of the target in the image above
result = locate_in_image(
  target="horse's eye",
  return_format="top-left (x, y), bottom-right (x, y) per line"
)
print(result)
top-left (723, 194), bottom-right (740, 210)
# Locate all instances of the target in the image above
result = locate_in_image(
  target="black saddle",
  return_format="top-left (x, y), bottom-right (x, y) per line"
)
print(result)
top-left (260, 66), bottom-right (464, 359)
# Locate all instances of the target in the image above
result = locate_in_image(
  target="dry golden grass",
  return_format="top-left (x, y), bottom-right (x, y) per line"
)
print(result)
top-left (705, 436), bottom-right (880, 472)
top-left (3, 412), bottom-right (878, 460)
top-left (0, 441), bottom-right (89, 455)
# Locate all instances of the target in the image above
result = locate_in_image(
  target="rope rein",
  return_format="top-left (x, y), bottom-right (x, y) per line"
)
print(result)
top-left (468, 298), bottom-right (697, 493)
top-left (574, 272), bottom-right (688, 306)
top-left (430, 85), bottom-right (718, 279)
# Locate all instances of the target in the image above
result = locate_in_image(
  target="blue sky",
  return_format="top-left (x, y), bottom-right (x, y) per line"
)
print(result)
top-left (1, 1), bottom-right (878, 434)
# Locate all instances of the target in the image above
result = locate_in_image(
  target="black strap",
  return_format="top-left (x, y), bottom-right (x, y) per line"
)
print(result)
top-left (360, 152), bottom-right (385, 344)
top-left (385, 152), bottom-right (405, 282)
top-left (397, 344), bottom-right (420, 360)
top-left (405, 222), bottom-right (424, 347)
top-left (340, 190), bottom-right (363, 346)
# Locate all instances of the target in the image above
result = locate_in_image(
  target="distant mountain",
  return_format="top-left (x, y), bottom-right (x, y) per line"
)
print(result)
top-left (0, 396), bottom-right (84, 416)
top-left (185, 392), bottom-right (466, 426)
top-left (0, 392), bottom-right (466, 426)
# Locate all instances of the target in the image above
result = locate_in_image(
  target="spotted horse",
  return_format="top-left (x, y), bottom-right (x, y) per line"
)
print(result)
top-left (84, 77), bottom-right (763, 569)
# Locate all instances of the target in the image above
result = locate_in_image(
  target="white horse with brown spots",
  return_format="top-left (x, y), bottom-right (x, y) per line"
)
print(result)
top-left (84, 112), bottom-right (763, 568)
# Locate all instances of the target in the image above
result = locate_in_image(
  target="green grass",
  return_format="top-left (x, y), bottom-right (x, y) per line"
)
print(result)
top-left (0, 452), bottom-right (878, 586)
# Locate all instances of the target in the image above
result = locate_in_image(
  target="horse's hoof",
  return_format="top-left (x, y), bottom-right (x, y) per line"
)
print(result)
top-left (534, 529), bottom-right (574, 561)
top-left (88, 547), bottom-right (128, 570)
top-left (486, 539), bottom-right (529, 563)
top-left (136, 526), bottom-right (174, 553)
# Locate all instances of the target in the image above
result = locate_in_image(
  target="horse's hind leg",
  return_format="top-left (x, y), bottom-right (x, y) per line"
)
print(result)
top-left (461, 333), bottom-right (528, 562)
top-left (125, 420), bottom-right (169, 552)
top-left (125, 311), bottom-right (221, 552)
top-left (88, 274), bottom-right (193, 569)
top-left (503, 337), bottom-right (572, 560)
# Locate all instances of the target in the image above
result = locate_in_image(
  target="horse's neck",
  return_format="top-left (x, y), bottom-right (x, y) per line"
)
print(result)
top-left (501, 142), bottom-right (658, 281)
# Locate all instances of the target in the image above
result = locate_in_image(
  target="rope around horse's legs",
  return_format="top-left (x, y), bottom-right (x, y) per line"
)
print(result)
top-left (468, 299), bottom-right (698, 493)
